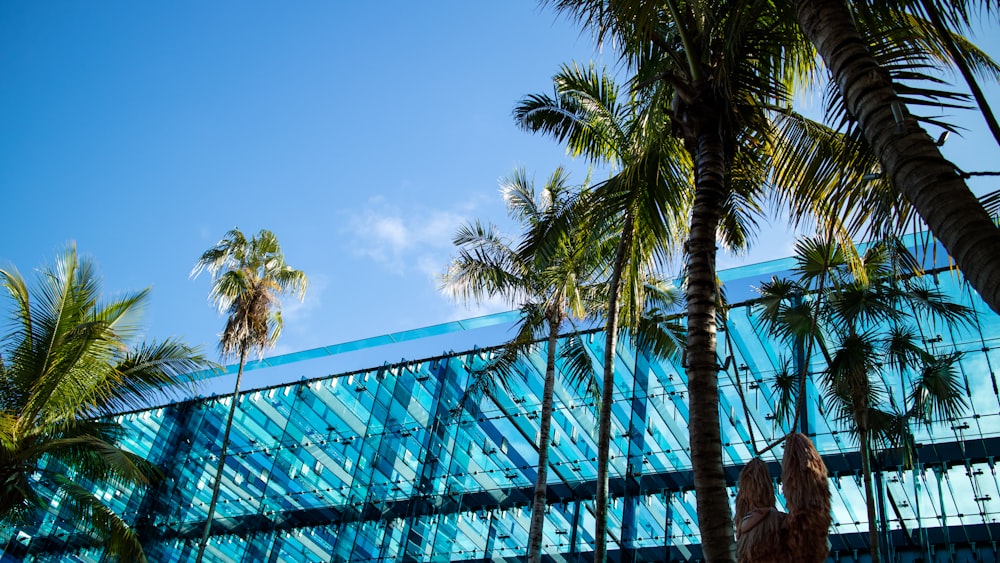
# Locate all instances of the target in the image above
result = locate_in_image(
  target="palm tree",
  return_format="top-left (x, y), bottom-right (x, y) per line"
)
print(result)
top-left (442, 168), bottom-right (610, 563)
top-left (0, 245), bottom-right (209, 562)
top-left (757, 235), bottom-right (973, 562)
top-left (793, 0), bottom-right (1000, 316)
top-left (516, 63), bottom-right (693, 561)
top-left (522, 7), bottom-right (830, 558)
top-left (537, 2), bottom-right (995, 559)
top-left (191, 228), bottom-right (307, 563)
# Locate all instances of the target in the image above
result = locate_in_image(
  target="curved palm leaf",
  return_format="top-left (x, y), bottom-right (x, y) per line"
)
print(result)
top-left (771, 359), bottom-right (800, 428)
top-left (1, 246), bottom-right (211, 560)
top-left (51, 474), bottom-right (148, 562)
top-left (908, 351), bottom-right (968, 424)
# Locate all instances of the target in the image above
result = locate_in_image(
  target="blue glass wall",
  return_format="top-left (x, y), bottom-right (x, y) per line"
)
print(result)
top-left (5, 255), bottom-right (1000, 562)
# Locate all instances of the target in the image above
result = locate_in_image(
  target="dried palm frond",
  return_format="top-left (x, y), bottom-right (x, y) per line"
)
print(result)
top-left (735, 458), bottom-right (775, 533)
top-left (737, 507), bottom-right (789, 563)
top-left (782, 433), bottom-right (832, 563)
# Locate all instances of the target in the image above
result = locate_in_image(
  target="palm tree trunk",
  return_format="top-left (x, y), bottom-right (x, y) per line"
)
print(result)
top-left (793, 0), bottom-right (1000, 316)
top-left (686, 127), bottom-right (736, 563)
top-left (527, 318), bottom-right (562, 563)
top-left (196, 347), bottom-right (249, 563)
top-left (595, 215), bottom-right (634, 563)
top-left (859, 424), bottom-right (881, 563)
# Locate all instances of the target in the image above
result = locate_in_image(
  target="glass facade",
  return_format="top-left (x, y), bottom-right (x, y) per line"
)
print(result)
top-left (5, 253), bottom-right (1000, 562)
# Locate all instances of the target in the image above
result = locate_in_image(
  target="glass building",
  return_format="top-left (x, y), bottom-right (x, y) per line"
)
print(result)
top-left (5, 251), bottom-right (1000, 562)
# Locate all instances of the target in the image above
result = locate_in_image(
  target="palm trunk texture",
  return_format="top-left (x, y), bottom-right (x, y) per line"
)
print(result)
top-left (686, 128), bottom-right (736, 562)
top-left (794, 0), bottom-right (1000, 316)
top-left (595, 217), bottom-right (634, 562)
top-left (527, 320), bottom-right (561, 562)
top-left (860, 426), bottom-right (881, 563)
top-left (196, 348), bottom-right (249, 563)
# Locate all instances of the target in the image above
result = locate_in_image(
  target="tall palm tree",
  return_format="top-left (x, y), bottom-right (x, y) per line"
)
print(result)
top-left (757, 235), bottom-right (973, 562)
top-left (0, 246), bottom-right (209, 562)
top-left (793, 0), bottom-right (1000, 316)
top-left (524, 6), bottom-right (827, 558)
top-left (515, 63), bottom-right (693, 561)
top-left (538, 2), bottom-right (994, 559)
top-left (191, 228), bottom-right (307, 563)
top-left (442, 168), bottom-right (610, 563)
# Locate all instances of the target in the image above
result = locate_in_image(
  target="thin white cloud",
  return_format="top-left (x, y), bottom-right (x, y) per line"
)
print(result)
top-left (344, 197), bottom-right (484, 277)
top-left (343, 191), bottom-right (516, 324)
top-left (375, 217), bottom-right (409, 248)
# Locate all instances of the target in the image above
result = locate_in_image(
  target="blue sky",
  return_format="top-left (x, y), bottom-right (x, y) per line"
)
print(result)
top-left (3, 3), bottom-right (999, 390)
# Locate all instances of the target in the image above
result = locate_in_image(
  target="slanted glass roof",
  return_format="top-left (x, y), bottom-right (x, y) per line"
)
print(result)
top-left (6, 249), bottom-right (1000, 562)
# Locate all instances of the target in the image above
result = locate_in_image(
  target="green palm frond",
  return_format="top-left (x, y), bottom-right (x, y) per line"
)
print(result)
top-left (882, 324), bottom-right (933, 374)
top-left (886, 6), bottom-right (1000, 86)
top-left (515, 63), bottom-right (629, 165)
top-left (754, 277), bottom-right (825, 354)
top-left (866, 407), bottom-right (909, 450)
top-left (559, 333), bottom-right (601, 403)
top-left (823, 331), bottom-right (884, 407)
top-left (50, 474), bottom-right (148, 562)
top-left (771, 358), bottom-right (799, 428)
top-left (794, 236), bottom-right (848, 286)
top-left (522, 168), bottom-right (604, 278)
top-left (756, 277), bottom-right (802, 322)
top-left (901, 283), bottom-right (975, 328)
top-left (39, 433), bottom-right (162, 487)
top-left (0, 470), bottom-right (42, 525)
top-left (82, 338), bottom-right (206, 416)
top-left (823, 5), bottom-right (972, 131)
top-left (766, 234), bottom-right (973, 452)
top-left (193, 228), bottom-right (308, 362)
top-left (450, 209), bottom-right (533, 299)
top-left (909, 352), bottom-right (968, 424)
top-left (1, 245), bottom-right (211, 560)
top-left (450, 305), bottom-right (544, 417)
top-left (191, 227), bottom-right (249, 278)
top-left (630, 278), bottom-right (685, 361)
top-left (781, 299), bottom-right (821, 348)
top-left (443, 169), bottom-right (608, 425)
top-left (5, 249), bottom-right (208, 428)
top-left (643, 278), bottom-right (683, 312)
top-left (502, 168), bottom-right (547, 225)
top-left (632, 310), bottom-right (684, 362)
top-left (717, 178), bottom-right (762, 251)
top-left (827, 280), bottom-right (901, 328)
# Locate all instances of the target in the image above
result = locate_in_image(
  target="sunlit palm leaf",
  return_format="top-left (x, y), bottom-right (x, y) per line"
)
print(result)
top-left (559, 332), bottom-right (601, 402)
top-left (1, 246), bottom-right (211, 559)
